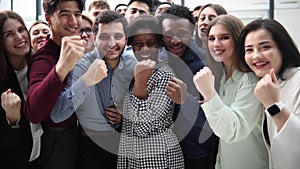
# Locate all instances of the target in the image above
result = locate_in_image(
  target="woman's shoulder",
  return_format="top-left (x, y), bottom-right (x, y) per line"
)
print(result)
top-left (281, 67), bottom-right (300, 86)
top-left (155, 61), bottom-right (174, 77)
top-left (237, 70), bottom-right (259, 86)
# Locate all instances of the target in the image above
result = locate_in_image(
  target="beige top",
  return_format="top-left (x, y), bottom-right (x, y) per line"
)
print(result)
top-left (266, 67), bottom-right (300, 169)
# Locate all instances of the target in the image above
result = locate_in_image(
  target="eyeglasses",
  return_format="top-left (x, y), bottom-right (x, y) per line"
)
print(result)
top-left (80, 27), bottom-right (93, 35)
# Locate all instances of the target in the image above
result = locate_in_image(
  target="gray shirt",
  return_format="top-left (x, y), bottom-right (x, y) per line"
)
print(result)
top-left (50, 48), bottom-right (137, 131)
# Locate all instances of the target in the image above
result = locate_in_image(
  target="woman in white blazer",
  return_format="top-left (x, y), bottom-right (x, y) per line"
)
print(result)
top-left (237, 18), bottom-right (300, 169)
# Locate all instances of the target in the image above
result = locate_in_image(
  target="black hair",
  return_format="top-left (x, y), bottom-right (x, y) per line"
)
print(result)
top-left (92, 10), bottom-right (128, 37)
top-left (159, 4), bottom-right (195, 30)
top-left (154, 1), bottom-right (172, 10)
top-left (127, 0), bottom-right (152, 12)
top-left (193, 5), bottom-right (202, 12)
top-left (114, 3), bottom-right (127, 11)
top-left (237, 18), bottom-right (300, 80)
top-left (43, 0), bottom-right (84, 15)
top-left (127, 14), bottom-right (162, 46)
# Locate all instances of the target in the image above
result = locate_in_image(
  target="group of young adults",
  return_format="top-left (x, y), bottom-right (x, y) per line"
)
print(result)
top-left (0, 0), bottom-right (299, 169)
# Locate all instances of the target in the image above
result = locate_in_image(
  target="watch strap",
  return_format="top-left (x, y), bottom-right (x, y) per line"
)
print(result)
top-left (265, 101), bottom-right (284, 116)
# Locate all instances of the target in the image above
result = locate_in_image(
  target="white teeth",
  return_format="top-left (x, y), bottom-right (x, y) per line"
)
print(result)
top-left (255, 62), bottom-right (267, 66)
top-left (140, 54), bottom-right (150, 58)
top-left (37, 40), bottom-right (45, 44)
top-left (15, 42), bottom-right (26, 48)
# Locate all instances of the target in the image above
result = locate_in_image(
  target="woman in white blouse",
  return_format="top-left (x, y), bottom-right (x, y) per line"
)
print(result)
top-left (237, 18), bottom-right (300, 169)
top-left (193, 15), bottom-right (269, 169)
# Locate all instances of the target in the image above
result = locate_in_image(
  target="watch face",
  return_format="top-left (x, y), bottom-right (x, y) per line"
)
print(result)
top-left (267, 104), bottom-right (281, 116)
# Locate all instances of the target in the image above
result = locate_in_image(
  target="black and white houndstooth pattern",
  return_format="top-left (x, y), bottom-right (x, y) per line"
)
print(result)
top-left (117, 61), bottom-right (184, 169)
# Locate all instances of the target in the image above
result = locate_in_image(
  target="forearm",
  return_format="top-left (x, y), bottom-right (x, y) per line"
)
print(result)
top-left (25, 67), bottom-right (65, 123)
top-left (50, 77), bottom-right (90, 123)
top-left (134, 80), bottom-right (148, 99)
top-left (202, 94), bottom-right (262, 143)
top-left (272, 107), bottom-right (290, 132)
top-left (180, 94), bottom-right (201, 121)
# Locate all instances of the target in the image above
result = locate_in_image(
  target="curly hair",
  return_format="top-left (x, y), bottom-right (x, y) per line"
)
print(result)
top-left (159, 4), bottom-right (194, 30)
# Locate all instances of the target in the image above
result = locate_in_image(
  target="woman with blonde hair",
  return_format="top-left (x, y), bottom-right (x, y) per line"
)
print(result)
top-left (193, 15), bottom-right (269, 169)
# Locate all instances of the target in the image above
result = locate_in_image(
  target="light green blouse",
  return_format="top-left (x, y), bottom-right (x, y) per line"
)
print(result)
top-left (202, 69), bottom-right (269, 169)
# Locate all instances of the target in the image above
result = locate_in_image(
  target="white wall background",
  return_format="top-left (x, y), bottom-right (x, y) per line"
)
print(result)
top-left (0, 0), bottom-right (299, 47)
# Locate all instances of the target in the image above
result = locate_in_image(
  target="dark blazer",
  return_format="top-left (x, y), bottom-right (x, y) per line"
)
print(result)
top-left (0, 62), bottom-right (33, 169)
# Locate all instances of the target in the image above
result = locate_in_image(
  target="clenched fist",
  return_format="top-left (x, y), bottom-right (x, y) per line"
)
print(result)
top-left (1, 89), bottom-right (21, 125)
top-left (254, 69), bottom-right (280, 108)
top-left (134, 59), bottom-right (156, 81)
top-left (56, 36), bottom-right (87, 82)
top-left (82, 59), bottom-right (108, 86)
top-left (193, 66), bottom-right (216, 102)
top-left (134, 59), bottom-right (156, 99)
top-left (166, 77), bottom-right (188, 105)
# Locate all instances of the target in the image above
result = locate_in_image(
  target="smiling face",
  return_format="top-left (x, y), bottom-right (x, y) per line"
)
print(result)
top-left (90, 7), bottom-right (108, 21)
top-left (162, 18), bottom-right (193, 57)
top-left (244, 28), bottom-right (283, 78)
top-left (208, 23), bottom-right (235, 69)
top-left (30, 23), bottom-right (50, 52)
top-left (115, 5), bottom-right (127, 17)
top-left (132, 29), bottom-right (159, 62)
top-left (45, 1), bottom-right (82, 45)
top-left (125, 1), bottom-right (149, 24)
top-left (81, 18), bottom-right (94, 53)
top-left (197, 7), bottom-right (218, 38)
top-left (95, 22), bottom-right (126, 65)
top-left (3, 18), bottom-right (30, 61)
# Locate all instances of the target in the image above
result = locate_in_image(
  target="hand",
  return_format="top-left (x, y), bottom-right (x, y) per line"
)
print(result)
top-left (254, 69), bottom-right (280, 108)
top-left (166, 77), bottom-right (187, 104)
top-left (134, 59), bottom-right (156, 82)
top-left (1, 89), bottom-right (21, 125)
top-left (104, 106), bottom-right (122, 124)
top-left (56, 36), bottom-right (87, 82)
top-left (134, 59), bottom-right (156, 99)
top-left (193, 66), bottom-right (216, 102)
top-left (82, 59), bottom-right (108, 86)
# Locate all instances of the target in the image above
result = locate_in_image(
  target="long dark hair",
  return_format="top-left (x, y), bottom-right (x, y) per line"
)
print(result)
top-left (237, 18), bottom-right (300, 80)
top-left (0, 10), bottom-right (32, 80)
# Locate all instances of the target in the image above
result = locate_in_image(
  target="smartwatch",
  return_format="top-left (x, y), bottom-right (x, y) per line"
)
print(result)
top-left (265, 101), bottom-right (284, 116)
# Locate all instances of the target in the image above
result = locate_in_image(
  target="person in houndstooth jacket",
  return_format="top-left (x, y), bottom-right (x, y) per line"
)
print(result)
top-left (117, 14), bottom-right (184, 168)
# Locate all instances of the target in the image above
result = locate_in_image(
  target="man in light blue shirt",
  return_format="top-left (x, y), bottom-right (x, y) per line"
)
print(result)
top-left (50, 11), bottom-right (137, 169)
